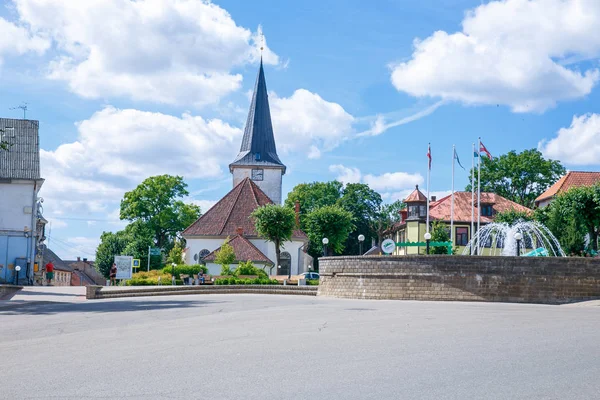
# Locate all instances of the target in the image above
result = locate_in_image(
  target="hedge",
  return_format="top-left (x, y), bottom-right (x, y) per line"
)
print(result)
top-left (161, 264), bottom-right (208, 277)
top-left (214, 277), bottom-right (279, 285)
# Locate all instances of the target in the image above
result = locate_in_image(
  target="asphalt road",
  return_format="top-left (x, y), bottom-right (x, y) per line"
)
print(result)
top-left (1, 294), bottom-right (599, 400)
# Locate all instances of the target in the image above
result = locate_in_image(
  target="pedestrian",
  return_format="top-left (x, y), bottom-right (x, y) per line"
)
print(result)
top-left (45, 261), bottom-right (54, 286)
top-left (110, 263), bottom-right (117, 286)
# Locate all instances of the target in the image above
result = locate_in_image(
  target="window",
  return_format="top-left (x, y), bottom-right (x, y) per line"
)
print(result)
top-left (198, 249), bottom-right (210, 261)
top-left (419, 205), bottom-right (427, 217)
top-left (408, 205), bottom-right (419, 218)
top-left (481, 205), bottom-right (493, 217)
top-left (251, 168), bottom-right (264, 181)
top-left (455, 227), bottom-right (469, 246)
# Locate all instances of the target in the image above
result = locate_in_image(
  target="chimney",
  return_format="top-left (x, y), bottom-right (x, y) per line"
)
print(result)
top-left (236, 227), bottom-right (243, 236)
top-left (77, 257), bottom-right (81, 262)
top-left (431, 196), bottom-right (437, 202)
top-left (294, 200), bottom-right (300, 227)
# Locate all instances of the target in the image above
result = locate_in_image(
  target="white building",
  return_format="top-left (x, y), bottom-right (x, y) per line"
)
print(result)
top-left (182, 60), bottom-right (311, 276)
top-left (0, 118), bottom-right (45, 285)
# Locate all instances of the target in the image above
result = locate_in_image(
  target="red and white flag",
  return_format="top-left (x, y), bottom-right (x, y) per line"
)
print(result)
top-left (427, 143), bottom-right (432, 169)
top-left (479, 141), bottom-right (492, 160)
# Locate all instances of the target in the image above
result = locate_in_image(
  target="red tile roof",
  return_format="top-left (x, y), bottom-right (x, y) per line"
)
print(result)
top-left (535, 171), bottom-right (600, 204)
top-left (429, 192), bottom-right (532, 223)
top-left (183, 177), bottom-right (306, 239)
top-left (404, 185), bottom-right (427, 202)
top-left (203, 235), bottom-right (273, 265)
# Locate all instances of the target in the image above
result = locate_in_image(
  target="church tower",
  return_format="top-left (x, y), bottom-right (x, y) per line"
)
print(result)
top-left (229, 59), bottom-right (286, 204)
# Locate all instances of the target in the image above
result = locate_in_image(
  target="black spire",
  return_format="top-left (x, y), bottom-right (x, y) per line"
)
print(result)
top-left (229, 59), bottom-right (285, 173)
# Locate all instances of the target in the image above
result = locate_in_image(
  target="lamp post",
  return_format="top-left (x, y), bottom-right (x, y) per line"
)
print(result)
top-left (14, 265), bottom-right (21, 285)
top-left (171, 262), bottom-right (176, 285)
top-left (358, 234), bottom-right (365, 255)
top-left (514, 232), bottom-right (522, 256)
top-left (322, 237), bottom-right (329, 257)
top-left (424, 232), bottom-right (432, 255)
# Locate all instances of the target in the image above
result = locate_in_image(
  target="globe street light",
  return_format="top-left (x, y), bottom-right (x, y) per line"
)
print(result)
top-left (15, 265), bottom-right (21, 285)
top-left (322, 237), bottom-right (329, 257)
top-left (424, 232), bottom-right (432, 255)
top-left (514, 232), bottom-right (523, 256)
top-left (171, 262), bottom-right (177, 285)
top-left (358, 234), bottom-right (365, 255)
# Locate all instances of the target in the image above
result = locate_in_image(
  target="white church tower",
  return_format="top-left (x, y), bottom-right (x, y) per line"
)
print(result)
top-left (229, 59), bottom-right (286, 204)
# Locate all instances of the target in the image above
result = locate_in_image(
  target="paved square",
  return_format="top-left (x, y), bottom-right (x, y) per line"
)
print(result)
top-left (2, 295), bottom-right (599, 399)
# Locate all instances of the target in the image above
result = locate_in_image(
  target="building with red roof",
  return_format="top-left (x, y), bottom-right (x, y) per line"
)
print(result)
top-left (535, 171), bottom-right (600, 208)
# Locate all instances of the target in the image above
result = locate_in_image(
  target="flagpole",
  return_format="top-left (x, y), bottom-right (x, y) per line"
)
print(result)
top-left (426, 143), bottom-right (430, 233)
top-left (477, 137), bottom-right (482, 255)
top-left (471, 143), bottom-right (475, 255)
top-left (451, 145), bottom-right (455, 246)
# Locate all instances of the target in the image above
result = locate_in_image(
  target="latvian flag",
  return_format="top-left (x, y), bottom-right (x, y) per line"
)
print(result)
top-left (480, 141), bottom-right (492, 160)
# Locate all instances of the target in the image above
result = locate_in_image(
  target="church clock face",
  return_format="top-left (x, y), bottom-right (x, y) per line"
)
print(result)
top-left (251, 168), bottom-right (264, 181)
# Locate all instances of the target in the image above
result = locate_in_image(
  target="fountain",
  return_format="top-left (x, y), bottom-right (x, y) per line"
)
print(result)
top-left (461, 220), bottom-right (566, 257)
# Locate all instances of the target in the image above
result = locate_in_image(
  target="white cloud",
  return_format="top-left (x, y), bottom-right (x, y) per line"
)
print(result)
top-left (329, 164), bottom-right (424, 193)
top-left (539, 113), bottom-right (600, 165)
top-left (390, 0), bottom-right (600, 112)
top-left (0, 17), bottom-right (49, 62)
top-left (40, 106), bottom-right (241, 214)
top-left (329, 165), bottom-right (362, 185)
top-left (13, 0), bottom-right (278, 105)
top-left (187, 199), bottom-right (218, 213)
top-left (270, 89), bottom-right (354, 157)
top-left (363, 172), bottom-right (423, 192)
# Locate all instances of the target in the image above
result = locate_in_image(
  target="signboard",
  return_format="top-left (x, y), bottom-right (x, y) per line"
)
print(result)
top-left (381, 239), bottom-right (396, 254)
top-left (114, 256), bottom-right (133, 280)
top-left (132, 259), bottom-right (140, 268)
top-left (149, 248), bottom-right (161, 256)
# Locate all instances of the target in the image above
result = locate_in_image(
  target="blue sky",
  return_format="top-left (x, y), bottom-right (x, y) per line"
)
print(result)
top-left (1, 0), bottom-right (599, 259)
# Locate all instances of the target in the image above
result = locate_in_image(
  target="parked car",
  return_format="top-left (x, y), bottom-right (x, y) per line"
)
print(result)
top-left (299, 272), bottom-right (320, 280)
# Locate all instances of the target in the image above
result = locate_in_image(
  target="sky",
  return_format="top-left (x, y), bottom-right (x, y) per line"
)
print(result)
top-left (1, 0), bottom-right (599, 260)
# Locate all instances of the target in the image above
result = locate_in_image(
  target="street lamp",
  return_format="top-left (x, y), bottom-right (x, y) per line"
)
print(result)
top-left (14, 265), bottom-right (21, 285)
top-left (358, 234), bottom-right (365, 255)
top-left (514, 232), bottom-right (523, 256)
top-left (171, 262), bottom-right (177, 285)
top-left (322, 237), bottom-right (329, 257)
top-left (424, 232), bottom-right (432, 255)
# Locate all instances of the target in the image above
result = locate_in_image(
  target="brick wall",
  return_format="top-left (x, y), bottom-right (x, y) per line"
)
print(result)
top-left (318, 255), bottom-right (600, 304)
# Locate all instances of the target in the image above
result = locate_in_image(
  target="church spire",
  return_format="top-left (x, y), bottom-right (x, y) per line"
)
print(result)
top-left (229, 59), bottom-right (286, 173)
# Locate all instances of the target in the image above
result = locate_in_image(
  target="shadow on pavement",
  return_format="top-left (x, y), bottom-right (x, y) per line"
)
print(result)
top-left (0, 299), bottom-right (225, 316)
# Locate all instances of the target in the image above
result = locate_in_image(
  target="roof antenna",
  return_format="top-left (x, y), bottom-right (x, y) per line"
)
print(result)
top-left (10, 102), bottom-right (28, 119)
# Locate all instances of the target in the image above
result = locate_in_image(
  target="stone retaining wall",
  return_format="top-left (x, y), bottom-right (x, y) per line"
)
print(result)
top-left (87, 285), bottom-right (317, 299)
top-left (318, 255), bottom-right (600, 304)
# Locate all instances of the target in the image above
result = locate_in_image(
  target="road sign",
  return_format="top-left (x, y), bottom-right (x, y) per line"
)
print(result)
top-left (132, 259), bottom-right (141, 268)
top-left (114, 256), bottom-right (133, 279)
top-left (149, 248), bottom-right (161, 256)
top-left (381, 239), bottom-right (396, 254)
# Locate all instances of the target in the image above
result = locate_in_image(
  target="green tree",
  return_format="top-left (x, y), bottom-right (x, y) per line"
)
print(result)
top-left (251, 204), bottom-right (296, 277)
top-left (465, 149), bottom-right (565, 208)
top-left (337, 183), bottom-right (382, 255)
top-left (215, 238), bottom-right (236, 275)
top-left (284, 181), bottom-right (343, 227)
top-left (305, 205), bottom-right (355, 255)
top-left (546, 184), bottom-right (600, 252)
top-left (371, 200), bottom-right (404, 246)
top-left (430, 221), bottom-right (451, 254)
top-left (120, 175), bottom-right (201, 249)
top-left (494, 209), bottom-right (533, 225)
top-left (167, 241), bottom-right (185, 265)
top-left (95, 231), bottom-right (128, 278)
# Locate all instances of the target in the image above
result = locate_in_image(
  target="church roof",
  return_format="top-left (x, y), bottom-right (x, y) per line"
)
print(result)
top-left (229, 59), bottom-right (286, 173)
top-left (182, 177), bottom-right (306, 239)
top-left (404, 185), bottom-right (427, 203)
top-left (203, 234), bottom-right (273, 265)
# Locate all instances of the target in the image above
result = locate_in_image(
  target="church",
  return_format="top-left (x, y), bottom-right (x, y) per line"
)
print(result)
top-left (182, 60), bottom-right (311, 276)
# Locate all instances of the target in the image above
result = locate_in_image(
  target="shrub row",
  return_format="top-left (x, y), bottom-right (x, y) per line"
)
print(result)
top-left (161, 264), bottom-right (208, 277)
top-left (215, 277), bottom-right (279, 285)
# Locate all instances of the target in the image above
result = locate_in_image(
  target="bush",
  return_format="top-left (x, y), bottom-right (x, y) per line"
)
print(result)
top-left (233, 261), bottom-right (268, 278)
top-left (221, 265), bottom-right (233, 276)
top-left (307, 279), bottom-right (319, 286)
top-left (161, 264), bottom-right (207, 277)
top-left (126, 270), bottom-right (183, 286)
top-left (214, 277), bottom-right (279, 285)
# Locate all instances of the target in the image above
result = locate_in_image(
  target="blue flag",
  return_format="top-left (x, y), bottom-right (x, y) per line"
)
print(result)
top-left (454, 149), bottom-right (466, 170)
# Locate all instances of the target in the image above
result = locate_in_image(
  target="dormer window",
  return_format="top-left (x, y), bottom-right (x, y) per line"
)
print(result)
top-left (481, 204), bottom-right (493, 217)
top-left (255, 152), bottom-right (261, 161)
